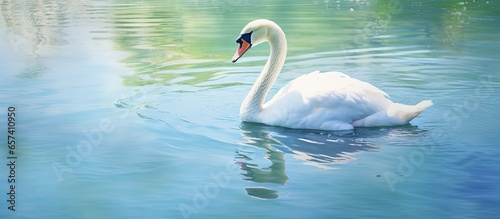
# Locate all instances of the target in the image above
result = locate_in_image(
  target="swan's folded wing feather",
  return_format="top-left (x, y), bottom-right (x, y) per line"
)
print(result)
top-left (263, 71), bottom-right (392, 125)
top-left (266, 70), bottom-right (321, 103)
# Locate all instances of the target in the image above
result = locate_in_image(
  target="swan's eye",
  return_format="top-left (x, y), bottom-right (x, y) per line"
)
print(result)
top-left (236, 31), bottom-right (253, 48)
top-left (241, 31), bottom-right (253, 44)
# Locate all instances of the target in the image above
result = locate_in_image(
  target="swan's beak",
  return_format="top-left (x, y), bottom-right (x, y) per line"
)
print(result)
top-left (231, 38), bottom-right (252, 63)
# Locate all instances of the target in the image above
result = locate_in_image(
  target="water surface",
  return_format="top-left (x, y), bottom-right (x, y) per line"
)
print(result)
top-left (1, 0), bottom-right (499, 218)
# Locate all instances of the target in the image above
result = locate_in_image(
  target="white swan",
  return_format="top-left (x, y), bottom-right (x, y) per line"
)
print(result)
top-left (231, 19), bottom-right (432, 130)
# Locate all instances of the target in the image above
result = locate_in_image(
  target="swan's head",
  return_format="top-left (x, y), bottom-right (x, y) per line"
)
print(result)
top-left (231, 19), bottom-right (282, 63)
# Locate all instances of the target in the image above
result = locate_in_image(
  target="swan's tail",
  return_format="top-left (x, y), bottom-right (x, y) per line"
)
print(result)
top-left (352, 100), bottom-right (433, 127)
top-left (390, 100), bottom-right (433, 124)
top-left (414, 100), bottom-right (433, 111)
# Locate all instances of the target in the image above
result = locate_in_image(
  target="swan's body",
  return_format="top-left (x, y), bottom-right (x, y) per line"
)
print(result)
top-left (232, 19), bottom-right (432, 130)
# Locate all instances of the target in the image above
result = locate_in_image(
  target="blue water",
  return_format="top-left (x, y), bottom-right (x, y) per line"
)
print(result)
top-left (1, 0), bottom-right (499, 218)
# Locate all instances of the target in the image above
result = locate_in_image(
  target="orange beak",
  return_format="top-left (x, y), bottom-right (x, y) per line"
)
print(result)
top-left (231, 38), bottom-right (252, 63)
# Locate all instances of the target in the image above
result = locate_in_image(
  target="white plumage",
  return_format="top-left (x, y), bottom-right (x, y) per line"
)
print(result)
top-left (232, 19), bottom-right (432, 130)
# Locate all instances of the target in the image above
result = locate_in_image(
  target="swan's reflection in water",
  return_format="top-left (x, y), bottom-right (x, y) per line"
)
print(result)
top-left (236, 122), bottom-right (384, 199)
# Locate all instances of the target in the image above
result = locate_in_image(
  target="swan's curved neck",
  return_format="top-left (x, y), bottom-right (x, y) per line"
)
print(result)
top-left (240, 26), bottom-right (287, 121)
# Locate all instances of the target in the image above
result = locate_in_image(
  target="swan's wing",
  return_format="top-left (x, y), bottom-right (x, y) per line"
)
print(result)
top-left (263, 71), bottom-right (392, 126)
